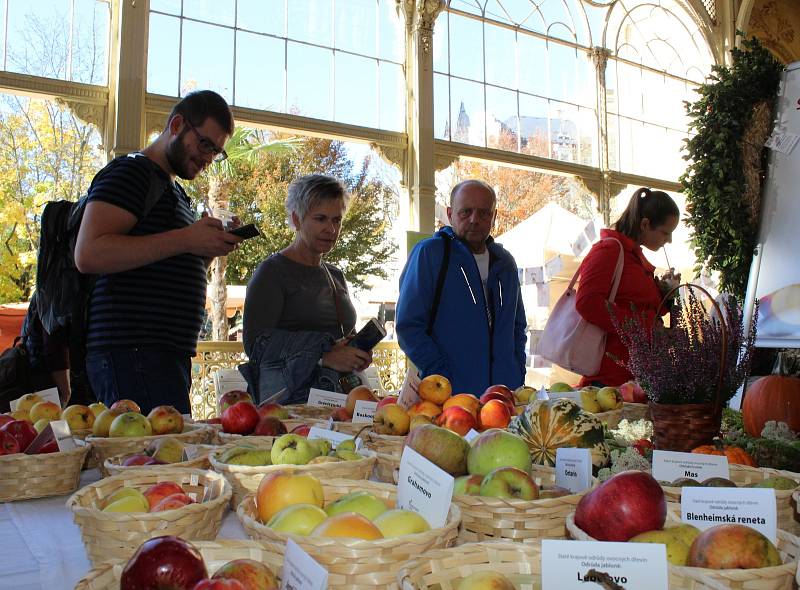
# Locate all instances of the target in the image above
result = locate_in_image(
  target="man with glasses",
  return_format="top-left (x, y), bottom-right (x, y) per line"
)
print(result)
top-left (396, 179), bottom-right (528, 397)
top-left (74, 90), bottom-right (242, 414)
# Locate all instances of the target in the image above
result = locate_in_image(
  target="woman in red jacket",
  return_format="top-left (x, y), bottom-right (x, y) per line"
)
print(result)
top-left (575, 188), bottom-right (680, 387)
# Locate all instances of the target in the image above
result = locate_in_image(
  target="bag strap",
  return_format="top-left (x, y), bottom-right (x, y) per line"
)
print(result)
top-left (128, 153), bottom-right (167, 220)
top-left (426, 235), bottom-right (452, 336)
top-left (322, 263), bottom-right (346, 339)
top-left (569, 237), bottom-right (625, 302)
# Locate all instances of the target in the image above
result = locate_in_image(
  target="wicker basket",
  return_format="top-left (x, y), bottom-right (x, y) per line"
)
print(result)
top-left (372, 451), bottom-right (400, 484)
top-left (566, 507), bottom-right (800, 590)
top-left (86, 423), bottom-right (213, 476)
top-left (67, 467), bottom-right (231, 565)
top-left (103, 443), bottom-right (218, 476)
top-left (363, 431), bottom-right (404, 456)
top-left (330, 421), bottom-right (372, 436)
top-left (649, 401), bottom-right (722, 452)
top-left (0, 444), bottom-right (90, 502)
top-left (209, 448), bottom-right (376, 508)
top-left (454, 464), bottom-right (594, 544)
top-left (236, 477), bottom-right (460, 589)
top-left (73, 539), bottom-right (285, 590)
top-left (622, 401), bottom-right (651, 422)
top-left (285, 404), bottom-right (333, 420)
top-left (661, 465), bottom-right (800, 535)
top-left (397, 540), bottom-right (542, 589)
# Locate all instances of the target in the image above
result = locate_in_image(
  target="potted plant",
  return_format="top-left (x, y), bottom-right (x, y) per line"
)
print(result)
top-left (610, 285), bottom-right (757, 451)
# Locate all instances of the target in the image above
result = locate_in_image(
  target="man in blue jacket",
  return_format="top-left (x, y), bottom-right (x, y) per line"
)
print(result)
top-left (396, 179), bottom-right (528, 396)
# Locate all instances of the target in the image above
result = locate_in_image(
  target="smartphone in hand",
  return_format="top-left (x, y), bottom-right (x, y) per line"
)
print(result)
top-left (227, 223), bottom-right (260, 240)
top-left (348, 318), bottom-right (387, 351)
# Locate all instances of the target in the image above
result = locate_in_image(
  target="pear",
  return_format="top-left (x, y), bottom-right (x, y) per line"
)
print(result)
top-left (147, 438), bottom-right (185, 464)
top-left (227, 450), bottom-right (273, 466)
top-left (335, 449), bottom-right (362, 461)
top-left (749, 476), bottom-right (798, 490)
top-left (337, 438), bottom-right (357, 453)
top-left (579, 389), bottom-right (601, 413)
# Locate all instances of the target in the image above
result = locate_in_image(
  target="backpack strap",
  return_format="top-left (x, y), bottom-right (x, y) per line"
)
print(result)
top-left (127, 153), bottom-right (167, 220)
top-left (426, 235), bottom-right (451, 336)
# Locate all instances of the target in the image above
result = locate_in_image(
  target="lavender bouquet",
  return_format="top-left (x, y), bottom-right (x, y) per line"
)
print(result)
top-left (610, 290), bottom-right (757, 406)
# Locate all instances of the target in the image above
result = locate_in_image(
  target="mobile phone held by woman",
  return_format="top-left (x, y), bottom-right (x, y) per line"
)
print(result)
top-left (227, 223), bottom-right (260, 239)
top-left (348, 318), bottom-right (387, 351)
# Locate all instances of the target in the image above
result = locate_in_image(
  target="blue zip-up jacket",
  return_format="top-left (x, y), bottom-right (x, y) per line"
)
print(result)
top-left (396, 226), bottom-right (528, 396)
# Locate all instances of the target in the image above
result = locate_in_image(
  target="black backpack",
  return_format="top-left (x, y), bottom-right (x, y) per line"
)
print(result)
top-left (34, 153), bottom-right (167, 346)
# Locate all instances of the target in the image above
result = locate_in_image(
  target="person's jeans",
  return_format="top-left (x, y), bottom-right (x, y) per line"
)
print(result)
top-left (85, 349), bottom-right (191, 415)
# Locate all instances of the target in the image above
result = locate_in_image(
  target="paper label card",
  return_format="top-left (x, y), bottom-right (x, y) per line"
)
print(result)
top-left (535, 386), bottom-right (550, 400)
top-left (555, 447), bottom-right (592, 493)
top-left (398, 367), bottom-right (421, 409)
top-left (397, 446), bottom-right (454, 529)
top-left (307, 426), bottom-right (362, 450)
top-left (546, 390), bottom-right (581, 402)
top-left (464, 429), bottom-right (480, 443)
top-left (281, 539), bottom-right (328, 590)
top-left (25, 420), bottom-right (76, 454)
top-left (652, 450), bottom-right (729, 483)
top-left (10, 387), bottom-right (61, 411)
top-left (541, 539), bottom-right (668, 590)
top-left (524, 266), bottom-right (545, 284)
top-left (352, 400), bottom-right (378, 423)
top-left (681, 487), bottom-right (777, 542)
top-left (306, 389), bottom-right (348, 409)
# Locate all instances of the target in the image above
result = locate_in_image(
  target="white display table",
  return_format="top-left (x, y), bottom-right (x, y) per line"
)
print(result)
top-left (0, 469), bottom-right (248, 590)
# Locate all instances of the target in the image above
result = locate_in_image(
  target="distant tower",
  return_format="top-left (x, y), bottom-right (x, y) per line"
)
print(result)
top-left (453, 101), bottom-right (470, 143)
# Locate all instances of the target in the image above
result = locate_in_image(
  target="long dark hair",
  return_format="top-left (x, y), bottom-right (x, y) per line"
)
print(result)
top-left (613, 187), bottom-right (679, 240)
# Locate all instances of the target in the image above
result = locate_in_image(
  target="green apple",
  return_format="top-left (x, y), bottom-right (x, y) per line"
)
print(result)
top-left (109, 412), bottom-right (152, 437)
top-left (105, 486), bottom-right (148, 508)
top-left (629, 528), bottom-right (691, 565)
top-left (372, 509), bottom-right (431, 537)
top-left (267, 503), bottom-right (328, 535)
top-left (479, 466), bottom-right (538, 500)
top-left (33, 418), bottom-right (52, 433)
top-left (271, 433), bottom-right (320, 465)
top-left (596, 387), bottom-right (623, 411)
top-left (337, 438), bottom-right (356, 453)
top-left (750, 476), bottom-right (799, 490)
top-left (467, 429), bottom-right (532, 476)
top-left (453, 474), bottom-right (484, 496)
top-left (579, 389), bottom-right (601, 413)
top-left (324, 491), bottom-right (388, 520)
top-left (549, 382), bottom-right (574, 393)
top-left (310, 439), bottom-right (332, 456)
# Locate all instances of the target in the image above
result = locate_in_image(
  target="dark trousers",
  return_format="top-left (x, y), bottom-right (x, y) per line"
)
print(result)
top-left (86, 349), bottom-right (191, 415)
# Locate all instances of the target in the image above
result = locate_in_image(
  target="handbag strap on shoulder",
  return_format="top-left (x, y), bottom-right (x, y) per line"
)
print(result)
top-left (569, 237), bottom-right (625, 301)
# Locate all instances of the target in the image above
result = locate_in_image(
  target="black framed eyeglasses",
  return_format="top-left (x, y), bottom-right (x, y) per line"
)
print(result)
top-left (186, 121), bottom-right (228, 162)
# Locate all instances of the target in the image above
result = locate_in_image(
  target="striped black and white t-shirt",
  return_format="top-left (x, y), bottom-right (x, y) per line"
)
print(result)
top-left (85, 155), bottom-right (207, 357)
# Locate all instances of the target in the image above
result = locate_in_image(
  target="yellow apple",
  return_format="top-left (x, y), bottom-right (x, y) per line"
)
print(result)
top-left (417, 374), bottom-right (452, 405)
top-left (255, 470), bottom-right (324, 523)
top-left (267, 503), bottom-right (328, 536)
top-left (30, 401), bottom-right (61, 422)
top-left (92, 408), bottom-right (121, 437)
top-left (108, 412), bottom-right (152, 437)
top-left (88, 402), bottom-right (107, 417)
top-left (310, 512), bottom-right (383, 540)
top-left (61, 404), bottom-right (96, 431)
top-left (15, 393), bottom-right (43, 413)
top-left (372, 509), bottom-right (431, 538)
top-left (147, 405), bottom-right (184, 435)
top-left (372, 404), bottom-right (410, 436)
top-left (10, 409), bottom-right (31, 422)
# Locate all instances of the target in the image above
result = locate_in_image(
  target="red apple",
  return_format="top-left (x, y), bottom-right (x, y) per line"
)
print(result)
top-left (218, 390), bottom-right (253, 414)
top-left (151, 493), bottom-right (193, 513)
top-left (110, 399), bottom-right (141, 414)
top-left (435, 405), bottom-right (477, 436)
top-left (290, 424), bottom-right (310, 437)
top-left (121, 535), bottom-right (207, 590)
top-left (211, 558), bottom-right (279, 590)
top-left (193, 580), bottom-right (246, 590)
top-left (482, 384), bottom-right (514, 403)
top-left (0, 414), bottom-right (16, 429)
top-left (478, 392), bottom-right (515, 414)
top-left (256, 402), bottom-right (289, 420)
top-left (253, 416), bottom-right (287, 437)
top-left (477, 399), bottom-right (512, 430)
top-left (37, 439), bottom-right (59, 454)
top-left (143, 481), bottom-right (186, 510)
top-left (574, 470), bottom-right (666, 541)
top-left (221, 401), bottom-right (259, 435)
top-left (0, 430), bottom-right (20, 455)
top-left (147, 405), bottom-right (184, 435)
top-left (376, 395), bottom-right (398, 410)
top-left (0, 419), bottom-right (37, 452)
top-left (619, 381), bottom-right (647, 403)
top-left (123, 454), bottom-right (163, 467)
top-left (330, 407), bottom-right (352, 422)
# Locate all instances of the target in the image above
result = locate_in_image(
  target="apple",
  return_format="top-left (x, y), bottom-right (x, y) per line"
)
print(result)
top-left (61, 404), bottom-right (96, 431)
top-left (103, 495), bottom-right (150, 513)
top-left (193, 579), bottom-right (246, 590)
top-left (147, 405), bottom-right (184, 435)
top-left (345, 385), bottom-right (378, 416)
top-left (257, 402), bottom-right (289, 420)
top-left (122, 453), bottom-right (158, 466)
top-left (456, 571), bottom-right (515, 590)
top-left (330, 407), bottom-right (352, 421)
top-left (324, 491), bottom-right (388, 520)
top-left (151, 493), bottom-right (193, 513)
top-left (373, 509), bottom-right (431, 537)
top-left (252, 416), bottom-right (287, 436)
top-left (478, 392), bottom-right (515, 414)
top-left (0, 414), bottom-right (15, 429)
top-left (619, 380), bottom-right (647, 403)
top-left (33, 418), bottom-right (51, 433)
top-left (409, 414), bottom-right (433, 430)
top-left (443, 393), bottom-right (480, 417)
top-left (404, 424), bottom-right (470, 476)
top-left (373, 404), bottom-right (410, 436)
top-left (109, 412), bottom-right (153, 437)
top-left (37, 439), bottom-right (59, 454)
top-left (467, 429), bottom-right (532, 476)
top-left (88, 402), bottom-right (108, 417)
top-left (10, 409), bottom-right (31, 422)
top-left (15, 393), bottom-right (44, 413)
top-left (110, 399), bottom-right (141, 414)
top-left (483, 384), bottom-right (514, 403)
top-left (376, 395), bottom-right (398, 410)
top-left (686, 523), bottom-right (782, 569)
top-left (106, 487), bottom-right (149, 507)
top-left (218, 390), bottom-right (253, 413)
top-left (574, 470), bottom-right (666, 542)
top-left (514, 385), bottom-right (536, 404)
top-left (270, 433), bottom-right (319, 465)
top-left (29, 401), bottom-right (61, 423)
top-left (221, 401), bottom-right (260, 435)
top-left (417, 374), bottom-right (452, 405)
top-left (453, 474), bottom-right (484, 495)
top-left (477, 399), bottom-right (512, 430)
top-left (408, 400), bottom-right (442, 419)
top-left (549, 382), bottom-right (574, 393)
top-left (120, 535), bottom-right (207, 590)
top-left (266, 503), bottom-right (328, 536)
top-left (479, 466), bottom-right (539, 500)
top-left (148, 437), bottom-right (186, 463)
top-left (290, 423), bottom-right (310, 437)
top-left (435, 405), bottom-right (478, 436)
top-left (92, 408), bottom-right (122, 437)
top-left (255, 470), bottom-right (324, 523)
top-left (596, 387), bottom-right (623, 411)
top-left (0, 429), bottom-right (20, 455)
top-left (0, 419), bottom-right (37, 452)
top-left (211, 558), bottom-right (279, 590)
top-left (310, 512), bottom-right (383, 540)
top-left (144, 481), bottom-right (186, 509)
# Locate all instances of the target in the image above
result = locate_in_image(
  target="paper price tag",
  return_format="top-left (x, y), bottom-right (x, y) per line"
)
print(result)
top-left (652, 450), bottom-right (729, 483)
top-left (352, 400), bottom-right (378, 423)
top-left (464, 429), bottom-right (480, 443)
top-left (535, 386), bottom-right (550, 400)
top-left (183, 444), bottom-right (202, 460)
top-left (555, 447), bottom-right (592, 493)
top-left (397, 447), bottom-right (454, 529)
top-left (306, 389), bottom-right (348, 409)
top-left (681, 487), bottom-right (777, 542)
top-left (25, 420), bottom-right (76, 454)
top-left (546, 389), bottom-right (581, 402)
top-left (541, 539), bottom-right (668, 590)
top-left (281, 539), bottom-right (328, 590)
top-left (10, 387), bottom-right (61, 411)
top-left (307, 426), bottom-right (362, 450)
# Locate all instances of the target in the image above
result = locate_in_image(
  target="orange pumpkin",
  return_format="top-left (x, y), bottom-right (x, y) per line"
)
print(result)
top-left (692, 439), bottom-right (757, 467)
top-left (742, 375), bottom-right (800, 437)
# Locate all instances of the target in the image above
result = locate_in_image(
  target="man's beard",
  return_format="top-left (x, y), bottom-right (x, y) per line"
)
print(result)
top-left (165, 129), bottom-right (196, 180)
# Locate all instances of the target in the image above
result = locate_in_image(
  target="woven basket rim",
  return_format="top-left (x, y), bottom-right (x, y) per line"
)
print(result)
top-left (0, 443), bottom-right (89, 464)
top-left (66, 467), bottom-right (232, 520)
top-left (660, 464), bottom-right (800, 497)
top-left (86, 422), bottom-right (210, 445)
top-left (103, 450), bottom-right (211, 472)
top-left (208, 447), bottom-right (375, 474)
top-left (237, 477), bottom-right (461, 549)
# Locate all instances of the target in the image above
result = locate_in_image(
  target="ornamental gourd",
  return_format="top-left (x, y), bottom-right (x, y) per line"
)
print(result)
top-left (742, 375), bottom-right (800, 437)
top-left (507, 398), bottom-right (609, 468)
top-left (691, 439), bottom-right (757, 467)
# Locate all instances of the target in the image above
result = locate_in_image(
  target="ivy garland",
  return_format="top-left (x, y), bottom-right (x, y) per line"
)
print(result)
top-left (681, 35), bottom-right (784, 298)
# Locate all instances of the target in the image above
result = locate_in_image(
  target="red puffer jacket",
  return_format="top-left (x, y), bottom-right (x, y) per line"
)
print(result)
top-left (575, 229), bottom-right (664, 387)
